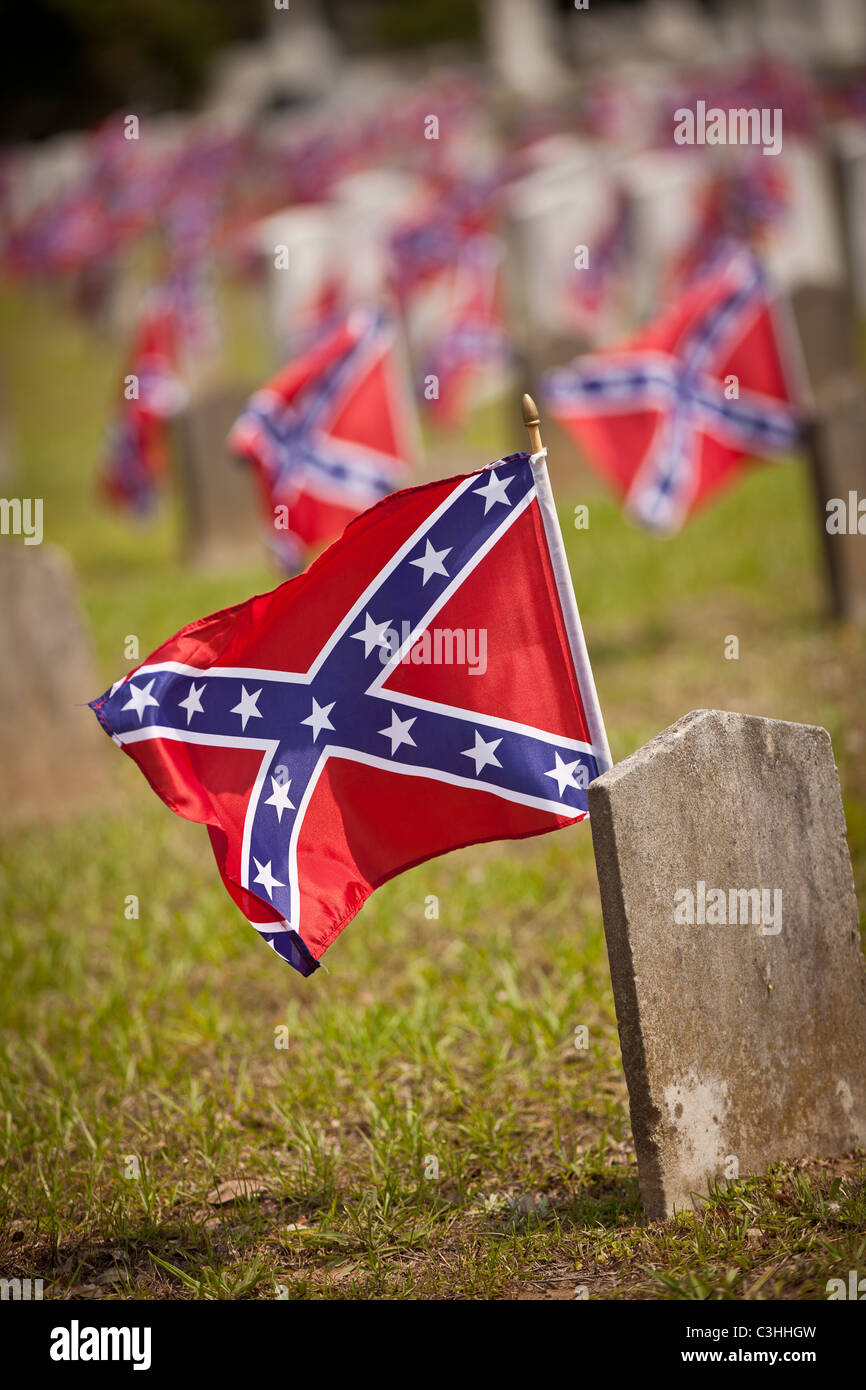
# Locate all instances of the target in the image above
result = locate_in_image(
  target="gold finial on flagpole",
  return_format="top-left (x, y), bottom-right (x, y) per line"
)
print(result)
top-left (521, 393), bottom-right (543, 456)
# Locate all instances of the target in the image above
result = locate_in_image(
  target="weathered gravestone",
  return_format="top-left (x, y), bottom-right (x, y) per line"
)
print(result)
top-left (255, 205), bottom-right (340, 360)
top-left (483, 0), bottom-right (569, 100)
top-left (805, 372), bottom-right (866, 624)
top-left (174, 385), bottom-right (263, 569)
top-left (787, 283), bottom-right (866, 622)
top-left (504, 141), bottom-right (620, 480)
top-left (830, 120), bottom-right (866, 318)
top-left (589, 708), bottom-right (866, 1220)
top-left (505, 138), bottom-right (631, 355)
top-left (0, 543), bottom-right (107, 826)
top-left (761, 141), bottom-right (847, 296)
top-left (619, 148), bottom-right (707, 322)
top-left (331, 169), bottom-right (426, 305)
top-left (789, 281), bottom-right (858, 402)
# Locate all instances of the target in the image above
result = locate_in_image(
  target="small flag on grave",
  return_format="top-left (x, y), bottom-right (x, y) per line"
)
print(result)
top-left (544, 250), bottom-right (802, 534)
top-left (91, 398), bottom-right (610, 977)
top-left (229, 306), bottom-right (415, 572)
top-left (100, 288), bottom-right (188, 515)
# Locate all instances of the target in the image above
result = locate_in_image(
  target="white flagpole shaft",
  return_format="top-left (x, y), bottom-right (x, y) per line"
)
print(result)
top-left (522, 394), bottom-right (613, 774)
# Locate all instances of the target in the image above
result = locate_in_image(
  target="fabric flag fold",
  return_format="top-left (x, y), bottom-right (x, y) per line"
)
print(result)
top-left (91, 450), bottom-right (610, 977)
top-left (544, 251), bottom-right (802, 534)
top-left (229, 305), bottom-right (416, 571)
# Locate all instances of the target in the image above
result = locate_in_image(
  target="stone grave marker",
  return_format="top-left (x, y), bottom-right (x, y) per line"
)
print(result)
top-left (0, 542), bottom-right (107, 826)
top-left (830, 120), bottom-right (866, 317)
top-left (483, 0), bottom-right (569, 101)
top-left (618, 147), bottom-right (707, 322)
top-left (505, 137), bottom-right (631, 353)
top-left (762, 140), bottom-right (847, 296)
top-left (255, 205), bottom-right (340, 361)
top-left (330, 168), bottom-right (427, 305)
top-left (789, 281), bottom-right (858, 402)
top-left (787, 283), bottom-right (865, 621)
top-left (173, 384), bottom-right (263, 569)
top-left (805, 372), bottom-right (866, 623)
top-left (589, 708), bottom-right (866, 1220)
top-left (504, 140), bottom-right (622, 477)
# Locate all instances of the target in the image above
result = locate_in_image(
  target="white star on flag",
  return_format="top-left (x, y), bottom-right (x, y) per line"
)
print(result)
top-left (264, 776), bottom-right (295, 821)
top-left (461, 730), bottom-right (503, 776)
top-left (301, 697), bottom-right (335, 740)
top-left (231, 685), bottom-right (263, 731)
top-left (351, 611), bottom-right (393, 658)
top-left (253, 857), bottom-right (284, 899)
top-left (544, 751), bottom-right (588, 798)
top-left (379, 709), bottom-right (417, 756)
top-left (473, 469), bottom-right (512, 515)
top-left (122, 678), bottom-right (160, 723)
top-left (410, 540), bottom-right (451, 585)
top-left (178, 680), bottom-right (205, 725)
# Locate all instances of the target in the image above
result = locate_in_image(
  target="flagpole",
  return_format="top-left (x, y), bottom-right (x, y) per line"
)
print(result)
top-left (521, 393), bottom-right (544, 456)
top-left (520, 392), bottom-right (613, 773)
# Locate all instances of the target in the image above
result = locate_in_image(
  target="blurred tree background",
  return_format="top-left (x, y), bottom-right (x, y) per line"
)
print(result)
top-left (0, 0), bottom-right (267, 140)
top-left (0, 0), bottom-right (486, 143)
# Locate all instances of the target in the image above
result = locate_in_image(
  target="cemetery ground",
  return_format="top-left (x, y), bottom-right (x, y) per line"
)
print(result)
top-left (1, 285), bottom-right (865, 1302)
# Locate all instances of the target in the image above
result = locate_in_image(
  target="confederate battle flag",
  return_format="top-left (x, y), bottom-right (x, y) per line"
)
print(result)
top-left (229, 305), bottom-right (416, 571)
top-left (90, 450), bottom-right (610, 977)
top-left (100, 287), bottom-right (187, 514)
top-left (544, 251), bottom-right (802, 534)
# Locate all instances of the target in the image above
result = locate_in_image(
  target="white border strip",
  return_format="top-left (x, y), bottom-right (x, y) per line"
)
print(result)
top-left (283, 743), bottom-right (588, 927)
top-left (530, 453), bottom-right (612, 773)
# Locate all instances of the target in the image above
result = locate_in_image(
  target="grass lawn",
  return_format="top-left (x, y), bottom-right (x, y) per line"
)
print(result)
top-left (0, 280), bottom-right (864, 1300)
